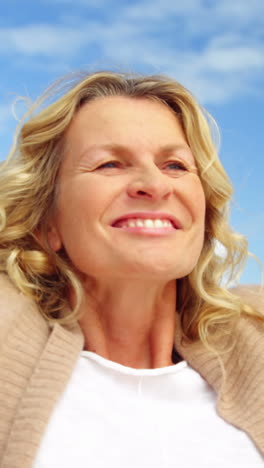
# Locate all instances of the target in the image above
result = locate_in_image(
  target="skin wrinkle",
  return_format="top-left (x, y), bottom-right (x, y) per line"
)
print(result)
top-left (76, 143), bottom-right (197, 172)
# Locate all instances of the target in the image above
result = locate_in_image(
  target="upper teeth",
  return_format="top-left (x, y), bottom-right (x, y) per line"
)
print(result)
top-left (120, 218), bottom-right (173, 228)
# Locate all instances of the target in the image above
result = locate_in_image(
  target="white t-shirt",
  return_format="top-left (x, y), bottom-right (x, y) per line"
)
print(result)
top-left (34, 351), bottom-right (263, 467)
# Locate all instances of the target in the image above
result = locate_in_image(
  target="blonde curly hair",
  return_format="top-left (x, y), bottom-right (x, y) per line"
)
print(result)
top-left (0, 71), bottom-right (262, 347)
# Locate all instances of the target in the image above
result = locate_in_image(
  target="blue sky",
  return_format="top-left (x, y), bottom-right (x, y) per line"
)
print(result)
top-left (0, 0), bottom-right (263, 284)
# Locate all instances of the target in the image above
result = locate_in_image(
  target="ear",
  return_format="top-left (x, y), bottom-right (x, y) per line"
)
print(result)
top-left (47, 224), bottom-right (62, 252)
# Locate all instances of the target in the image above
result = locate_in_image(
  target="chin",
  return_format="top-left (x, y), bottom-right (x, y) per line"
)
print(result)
top-left (121, 260), bottom-right (195, 281)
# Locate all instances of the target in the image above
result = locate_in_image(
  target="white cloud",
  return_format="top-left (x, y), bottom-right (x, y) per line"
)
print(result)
top-left (0, 25), bottom-right (94, 56)
top-left (215, 0), bottom-right (264, 23)
top-left (214, 241), bottom-right (228, 259)
top-left (0, 0), bottom-right (263, 104)
top-left (121, 0), bottom-right (264, 34)
top-left (204, 45), bottom-right (264, 72)
top-left (121, 0), bottom-right (198, 21)
top-left (41, 0), bottom-right (110, 4)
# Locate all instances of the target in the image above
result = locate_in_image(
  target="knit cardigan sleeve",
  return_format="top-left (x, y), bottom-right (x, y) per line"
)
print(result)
top-left (174, 285), bottom-right (264, 456)
top-left (0, 274), bottom-right (84, 468)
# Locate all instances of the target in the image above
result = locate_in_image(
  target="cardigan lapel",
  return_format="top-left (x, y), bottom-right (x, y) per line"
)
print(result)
top-left (1, 314), bottom-right (84, 468)
top-left (174, 313), bottom-right (264, 456)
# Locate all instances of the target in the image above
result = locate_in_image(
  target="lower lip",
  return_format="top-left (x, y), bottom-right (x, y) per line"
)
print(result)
top-left (112, 225), bottom-right (177, 236)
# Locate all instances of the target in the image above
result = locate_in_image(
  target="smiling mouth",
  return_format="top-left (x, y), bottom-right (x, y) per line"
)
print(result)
top-left (113, 218), bottom-right (176, 229)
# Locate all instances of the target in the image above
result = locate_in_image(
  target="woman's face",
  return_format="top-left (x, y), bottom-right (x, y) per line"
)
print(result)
top-left (48, 96), bottom-right (206, 282)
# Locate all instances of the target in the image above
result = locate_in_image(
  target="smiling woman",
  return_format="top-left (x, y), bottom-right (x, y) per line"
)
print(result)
top-left (0, 71), bottom-right (263, 467)
top-left (48, 96), bottom-right (205, 286)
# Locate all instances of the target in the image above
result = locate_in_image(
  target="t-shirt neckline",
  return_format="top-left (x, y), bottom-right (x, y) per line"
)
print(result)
top-left (81, 350), bottom-right (187, 377)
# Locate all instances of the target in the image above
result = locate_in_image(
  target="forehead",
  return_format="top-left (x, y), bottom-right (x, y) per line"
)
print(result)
top-left (65, 95), bottom-right (186, 143)
top-left (60, 96), bottom-right (197, 173)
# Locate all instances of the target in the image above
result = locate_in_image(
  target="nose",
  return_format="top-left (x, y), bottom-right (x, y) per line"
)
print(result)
top-left (127, 164), bottom-right (172, 201)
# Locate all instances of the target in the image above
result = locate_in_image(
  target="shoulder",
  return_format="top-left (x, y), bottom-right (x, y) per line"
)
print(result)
top-left (0, 273), bottom-right (48, 343)
top-left (230, 284), bottom-right (264, 314)
top-left (227, 285), bottom-right (264, 354)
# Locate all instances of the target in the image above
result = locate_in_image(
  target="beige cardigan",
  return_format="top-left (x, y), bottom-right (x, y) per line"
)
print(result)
top-left (0, 273), bottom-right (263, 467)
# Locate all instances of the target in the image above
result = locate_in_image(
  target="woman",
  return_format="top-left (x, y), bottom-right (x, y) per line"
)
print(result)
top-left (0, 71), bottom-right (263, 467)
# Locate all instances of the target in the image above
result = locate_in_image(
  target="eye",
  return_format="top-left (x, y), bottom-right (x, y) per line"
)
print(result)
top-left (164, 160), bottom-right (189, 171)
top-left (96, 160), bottom-right (121, 170)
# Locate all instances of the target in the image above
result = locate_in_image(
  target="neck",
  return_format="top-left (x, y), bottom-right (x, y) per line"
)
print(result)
top-left (78, 278), bottom-right (177, 369)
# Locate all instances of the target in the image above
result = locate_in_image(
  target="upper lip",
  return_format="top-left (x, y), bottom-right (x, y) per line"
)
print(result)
top-left (111, 212), bottom-right (182, 229)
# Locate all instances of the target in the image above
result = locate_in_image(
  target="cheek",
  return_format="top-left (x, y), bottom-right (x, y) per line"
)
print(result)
top-left (191, 177), bottom-right (205, 214)
top-left (53, 178), bottom-right (110, 245)
top-left (179, 176), bottom-right (206, 225)
top-left (194, 188), bottom-right (206, 223)
top-left (194, 185), bottom-right (206, 253)
top-left (57, 179), bottom-right (94, 219)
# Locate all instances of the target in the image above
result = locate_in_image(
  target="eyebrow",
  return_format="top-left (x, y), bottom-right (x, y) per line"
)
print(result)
top-left (79, 143), bottom-right (194, 161)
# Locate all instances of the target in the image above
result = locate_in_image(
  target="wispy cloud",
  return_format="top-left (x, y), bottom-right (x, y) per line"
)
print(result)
top-left (122, 0), bottom-right (264, 31)
top-left (214, 240), bottom-right (227, 261)
top-left (0, 0), bottom-right (263, 103)
top-left (41, 0), bottom-right (110, 5)
top-left (0, 25), bottom-right (92, 56)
